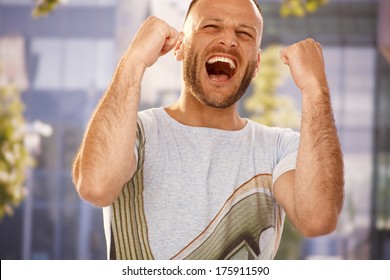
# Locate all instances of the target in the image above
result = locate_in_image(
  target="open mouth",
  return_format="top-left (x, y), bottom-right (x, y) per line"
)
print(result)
top-left (206, 56), bottom-right (237, 82)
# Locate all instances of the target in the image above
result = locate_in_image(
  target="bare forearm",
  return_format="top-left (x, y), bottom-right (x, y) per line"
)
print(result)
top-left (277, 39), bottom-right (344, 236)
top-left (294, 87), bottom-right (344, 234)
top-left (73, 59), bottom-right (145, 206)
top-left (73, 17), bottom-right (179, 207)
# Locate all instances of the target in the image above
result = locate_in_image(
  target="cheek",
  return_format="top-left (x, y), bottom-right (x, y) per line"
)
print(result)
top-left (244, 49), bottom-right (260, 73)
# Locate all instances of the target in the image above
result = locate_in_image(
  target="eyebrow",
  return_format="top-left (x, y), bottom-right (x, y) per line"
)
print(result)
top-left (201, 18), bottom-right (258, 33)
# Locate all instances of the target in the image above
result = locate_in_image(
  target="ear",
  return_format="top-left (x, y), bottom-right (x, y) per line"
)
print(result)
top-left (174, 32), bottom-right (185, 61)
top-left (252, 50), bottom-right (261, 77)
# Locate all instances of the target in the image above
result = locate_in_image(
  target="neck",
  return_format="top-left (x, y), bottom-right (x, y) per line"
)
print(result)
top-left (165, 93), bottom-right (246, 131)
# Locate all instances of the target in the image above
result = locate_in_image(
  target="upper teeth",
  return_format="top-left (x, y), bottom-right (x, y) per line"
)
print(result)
top-left (207, 56), bottom-right (236, 69)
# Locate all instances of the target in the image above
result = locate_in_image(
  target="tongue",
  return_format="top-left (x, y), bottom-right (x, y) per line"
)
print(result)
top-left (209, 74), bottom-right (230, 82)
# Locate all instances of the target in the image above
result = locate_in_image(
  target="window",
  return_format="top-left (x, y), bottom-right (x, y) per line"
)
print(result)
top-left (0, 0), bottom-right (30, 5)
top-left (31, 39), bottom-right (62, 90)
top-left (31, 38), bottom-right (114, 91)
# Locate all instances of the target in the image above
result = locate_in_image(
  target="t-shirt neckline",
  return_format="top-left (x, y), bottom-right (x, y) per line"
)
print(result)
top-left (155, 107), bottom-right (252, 137)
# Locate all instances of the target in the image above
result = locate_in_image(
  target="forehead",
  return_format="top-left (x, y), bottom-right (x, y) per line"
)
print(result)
top-left (186, 0), bottom-right (262, 29)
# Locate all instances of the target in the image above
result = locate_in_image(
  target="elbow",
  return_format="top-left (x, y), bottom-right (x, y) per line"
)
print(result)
top-left (301, 221), bottom-right (338, 238)
top-left (297, 181), bottom-right (345, 238)
top-left (298, 211), bottom-right (340, 238)
top-left (73, 157), bottom-right (122, 207)
top-left (72, 152), bottom-right (127, 207)
top-left (76, 176), bottom-right (118, 208)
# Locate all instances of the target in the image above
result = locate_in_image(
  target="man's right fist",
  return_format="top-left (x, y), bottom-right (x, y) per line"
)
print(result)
top-left (125, 16), bottom-right (180, 69)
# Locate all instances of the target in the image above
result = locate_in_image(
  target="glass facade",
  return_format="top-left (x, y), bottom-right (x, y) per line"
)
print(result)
top-left (0, 0), bottom-right (388, 260)
top-left (258, 0), bottom-right (379, 259)
top-left (0, 0), bottom-right (116, 259)
top-left (371, 54), bottom-right (390, 259)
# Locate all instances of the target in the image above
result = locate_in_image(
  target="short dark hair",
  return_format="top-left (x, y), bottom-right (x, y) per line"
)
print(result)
top-left (184, 0), bottom-right (262, 22)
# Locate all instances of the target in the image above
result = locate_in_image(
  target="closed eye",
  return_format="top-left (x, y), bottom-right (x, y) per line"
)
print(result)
top-left (203, 24), bottom-right (220, 31)
top-left (237, 31), bottom-right (254, 40)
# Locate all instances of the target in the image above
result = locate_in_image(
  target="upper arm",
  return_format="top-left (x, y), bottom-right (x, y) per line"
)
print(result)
top-left (273, 169), bottom-right (296, 225)
top-left (273, 169), bottom-right (321, 237)
top-left (270, 129), bottom-right (300, 231)
top-left (273, 169), bottom-right (340, 237)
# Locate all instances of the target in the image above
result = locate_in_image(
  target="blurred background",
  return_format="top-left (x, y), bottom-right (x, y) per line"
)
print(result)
top-left (0, 0), bottom-right (389, 260)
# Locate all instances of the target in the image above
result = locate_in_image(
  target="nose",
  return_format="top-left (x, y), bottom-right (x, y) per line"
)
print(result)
top-left (218, 28), bottom-right (238, 48)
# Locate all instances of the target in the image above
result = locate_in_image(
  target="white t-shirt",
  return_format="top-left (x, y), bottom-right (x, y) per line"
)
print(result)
top-left (103, 107), bottom-right (300, 260)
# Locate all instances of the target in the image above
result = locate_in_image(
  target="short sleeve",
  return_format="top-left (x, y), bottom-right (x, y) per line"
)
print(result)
top-left (271, 129), bottom-right (300, 189)
top-left (272, 151), bottom-right (298, 186)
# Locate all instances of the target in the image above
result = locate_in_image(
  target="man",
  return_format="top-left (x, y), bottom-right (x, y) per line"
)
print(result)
top-left (72, 0), bottom-right (344, 260)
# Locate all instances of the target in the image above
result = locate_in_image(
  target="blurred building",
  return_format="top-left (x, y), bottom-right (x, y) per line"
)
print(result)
top-left (0, 0), bottom-right (388, 260)
top-left (0, 0), bottom-right (117, 259)
top-left (371, 0), bottom-right (390, 260)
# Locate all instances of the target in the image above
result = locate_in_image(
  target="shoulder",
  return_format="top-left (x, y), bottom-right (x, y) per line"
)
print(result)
top-left (138, 107), bottom-right (162, 121)
top-left (246, 119), bottom-right (300, 139)
top-left (138, 107), bottom-right (166, 129)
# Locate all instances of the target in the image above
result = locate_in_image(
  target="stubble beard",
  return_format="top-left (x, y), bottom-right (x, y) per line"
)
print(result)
top-left (182, 45), bottom-right (257, 109)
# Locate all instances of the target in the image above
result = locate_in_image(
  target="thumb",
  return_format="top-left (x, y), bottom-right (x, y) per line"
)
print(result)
top-left (279, 47), bottom-right (289, 65)
top-left (160, 27), bottom-right (180, 56)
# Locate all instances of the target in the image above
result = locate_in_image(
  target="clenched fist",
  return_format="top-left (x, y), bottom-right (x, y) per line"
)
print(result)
top-left (124, 16), bottom-right (180, 69)
top-left (280, 38), bottom-right (328, 94)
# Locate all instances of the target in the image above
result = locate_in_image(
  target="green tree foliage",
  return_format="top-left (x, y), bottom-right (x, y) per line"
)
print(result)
top-left (245, 45), bottom-right (300, 129)
top-left (32, 0), bottom-right (64, 17)
top-left (0, 82), bottom-right (34, 219)
top-left (281, 0), bottom-right (329, 17)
